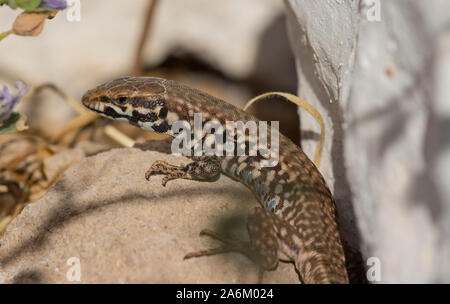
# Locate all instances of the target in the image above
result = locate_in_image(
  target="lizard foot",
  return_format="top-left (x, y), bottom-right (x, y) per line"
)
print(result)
top-left (145, 160), bottom-right (187, 187)
top-left (145, 156), bottom-right (221, 186)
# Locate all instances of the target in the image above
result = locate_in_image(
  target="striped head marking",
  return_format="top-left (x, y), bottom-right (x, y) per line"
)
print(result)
top-left (81, 76), bottom-right (172, 133)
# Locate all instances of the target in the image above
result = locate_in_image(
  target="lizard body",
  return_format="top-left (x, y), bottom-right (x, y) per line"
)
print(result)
top-left (82, 76), bottom-right (349, 283)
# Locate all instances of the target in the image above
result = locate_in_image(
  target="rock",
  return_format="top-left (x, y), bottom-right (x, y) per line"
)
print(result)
top-left (0, 148), bottom-right (299, 283)
top-left (285, 0), bottom-right (450, 282)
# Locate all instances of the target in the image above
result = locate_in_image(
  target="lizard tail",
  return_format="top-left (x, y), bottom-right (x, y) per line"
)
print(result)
top-left (296, 249), bottom-right (349, 284)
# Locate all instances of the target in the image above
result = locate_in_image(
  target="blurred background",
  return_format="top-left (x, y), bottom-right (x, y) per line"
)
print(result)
top-left (0, 0), bottom-right (300, 143)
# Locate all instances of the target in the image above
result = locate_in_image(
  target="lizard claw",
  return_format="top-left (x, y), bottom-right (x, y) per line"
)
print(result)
top-left (145, 160), bottom-right (187, 186)
top-left (161, 175), bottom-right (173, 187)
top-left (145, 160), bottom-right (166, 180)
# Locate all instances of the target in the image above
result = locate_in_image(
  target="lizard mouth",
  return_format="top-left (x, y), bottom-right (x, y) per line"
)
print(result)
top-left (87, 103), bottom-right (130, 121)
top-left (83, 101), bottom-right (143, 128)
top-left (81, 93), bottom-right (100, 110)
top-left (84, 102), bottom-right (105, 113)
top-left (81, 93), bottom-right (114, 115)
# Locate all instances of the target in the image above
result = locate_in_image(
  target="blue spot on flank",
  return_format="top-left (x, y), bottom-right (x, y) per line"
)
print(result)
top-left (268, 200), bottom-right (277, 211)
top-left (243, 171), bottom-right (252, 183)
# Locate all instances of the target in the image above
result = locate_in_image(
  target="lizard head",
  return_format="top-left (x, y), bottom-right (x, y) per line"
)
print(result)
top-left (81, 76), bottom-right (172, 133)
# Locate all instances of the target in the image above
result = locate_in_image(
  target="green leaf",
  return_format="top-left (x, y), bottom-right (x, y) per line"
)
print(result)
top-left (2, 0), bottom-right (56, 12)
top-left (0, 112), bottom-right (28, 134)
top-left (7, 0), bottom-right (41, 11)
top-left (6, 0), bottom-right (19, 9)
top-left (25, 7), bottom-right (53, 12)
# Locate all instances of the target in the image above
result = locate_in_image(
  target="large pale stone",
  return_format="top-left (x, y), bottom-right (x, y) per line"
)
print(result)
top-left (0, 149), bottom-right (299, 283)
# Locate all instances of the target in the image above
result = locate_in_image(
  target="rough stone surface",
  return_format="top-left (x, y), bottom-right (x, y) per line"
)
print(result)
top-left (0, 149), bottom-right (299, 283)
top-left (285, 0), bottom-right (450, 282)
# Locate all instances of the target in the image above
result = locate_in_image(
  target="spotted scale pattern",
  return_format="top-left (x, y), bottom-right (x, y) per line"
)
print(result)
top-left (82, 76), bottom-right (349, 283)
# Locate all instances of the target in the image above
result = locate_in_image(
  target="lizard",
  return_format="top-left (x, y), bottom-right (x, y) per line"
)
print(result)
top-left (81, 76), bottom-right (349, 284)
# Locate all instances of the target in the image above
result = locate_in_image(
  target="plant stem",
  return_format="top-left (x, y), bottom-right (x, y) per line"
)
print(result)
top-left (0, 30), bottom-right (12, 42)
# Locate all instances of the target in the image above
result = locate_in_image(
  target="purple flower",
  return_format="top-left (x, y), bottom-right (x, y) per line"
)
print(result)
top-left (39, 0), bottom-right (67, 10)
top-left (0, 80), bottom-right (30, 121)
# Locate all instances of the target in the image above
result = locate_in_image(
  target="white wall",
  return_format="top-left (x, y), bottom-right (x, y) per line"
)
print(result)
top-left (285, 0), bottom-right (450, 283)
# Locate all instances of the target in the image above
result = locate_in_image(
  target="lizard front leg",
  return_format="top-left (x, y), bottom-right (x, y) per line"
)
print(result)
top-left (145, 156), bottom-right (221, 186)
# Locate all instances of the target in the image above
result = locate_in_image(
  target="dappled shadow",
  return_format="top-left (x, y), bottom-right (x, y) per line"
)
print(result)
top-left (11, 269), bottom-right (44, 284)
top-left (0, 168), bottom-right (267, 282)
top-left (347, 14), bottom-right (450, 224)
